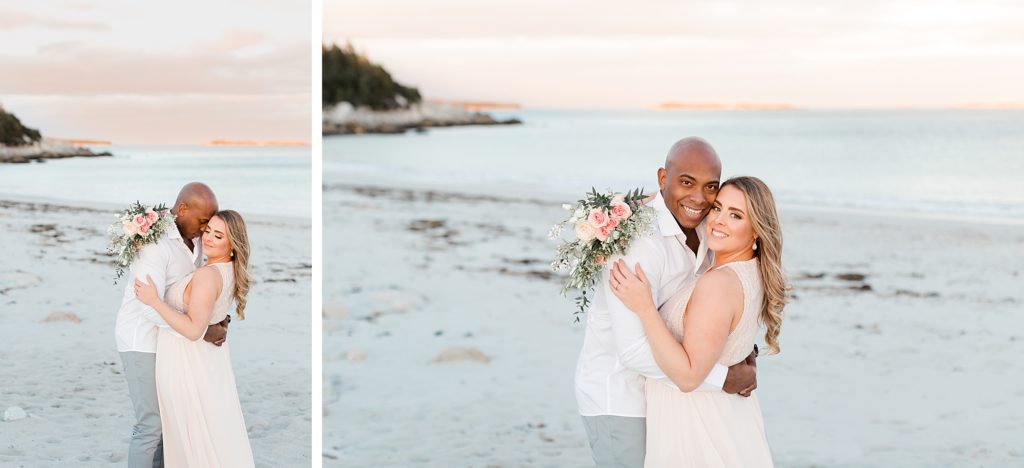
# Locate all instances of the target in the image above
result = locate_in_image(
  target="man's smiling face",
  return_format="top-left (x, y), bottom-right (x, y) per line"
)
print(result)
top-left (658, 138), bottom-right (722, 230)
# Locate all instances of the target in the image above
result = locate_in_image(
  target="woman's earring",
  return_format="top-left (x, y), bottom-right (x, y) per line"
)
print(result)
top-left (752, 241), bottom-right (758, 251)
top-left (230, 251), bottom-right (235, 258)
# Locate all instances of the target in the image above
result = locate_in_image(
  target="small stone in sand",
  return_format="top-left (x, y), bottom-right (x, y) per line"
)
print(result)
top-left (323, 303), bottom-right (349, 320)
top-left (3, 406), bottom-right (27, 421)
top-left (432, 346), bottom-right (490, 364)
top-left (42, 311), bottom-right (81, 323)
top-left (346, 349), bottom-right (366, 362)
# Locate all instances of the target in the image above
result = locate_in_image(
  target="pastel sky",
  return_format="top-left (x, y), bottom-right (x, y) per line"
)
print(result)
top-left (324, 0), bottom-right (1024, 109)
top-left (0, 1), bottom-right (311, 144)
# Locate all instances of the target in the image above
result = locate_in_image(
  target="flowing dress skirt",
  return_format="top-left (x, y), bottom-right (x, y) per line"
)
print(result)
top-left (644, 380), bottom-right (773, 468)
top-left (155, 328), bottom-right (255, 468)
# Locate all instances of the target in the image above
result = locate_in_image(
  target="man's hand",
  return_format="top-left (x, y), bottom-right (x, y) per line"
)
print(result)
top-left (722, 348), bottom-right (757, 397)
top-left (202, 316), bottom-right (230, 346)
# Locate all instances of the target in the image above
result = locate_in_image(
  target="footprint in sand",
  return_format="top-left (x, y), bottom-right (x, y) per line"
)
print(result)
top-left (334, 287), bottom-right (428, 322)
top-left (0, 271), bottom-right (42, 294)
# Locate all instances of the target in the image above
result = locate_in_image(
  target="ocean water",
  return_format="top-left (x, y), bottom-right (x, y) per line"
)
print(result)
top-left (0, 145), bottom-right (311, 218)
top-left (325, 109), bottom-right (1024, 224)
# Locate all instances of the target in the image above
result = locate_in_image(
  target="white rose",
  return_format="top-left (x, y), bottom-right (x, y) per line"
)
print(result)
top-left (122, 221), bottom-right (139, 236)
top-left (575, 221), bottom-right (596, 242)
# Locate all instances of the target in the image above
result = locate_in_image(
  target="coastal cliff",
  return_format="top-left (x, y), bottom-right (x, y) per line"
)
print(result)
top-left (322, 43), bottom-right (521, 135)
top-left (0, 107), bottom-right (111, 163)
top-left (323, 101), bottom-right (521, 135)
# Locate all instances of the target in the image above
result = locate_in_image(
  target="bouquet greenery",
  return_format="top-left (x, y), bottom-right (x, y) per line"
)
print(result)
top-left (107, 202), bottom-right (176, 282)
top-left (550, 188), bottom-right (655, 320)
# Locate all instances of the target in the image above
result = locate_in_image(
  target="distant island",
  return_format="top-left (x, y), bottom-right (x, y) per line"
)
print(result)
top-left (0, 106), bottom-right (112, 163)
top-left (954, 102), bottom-right (1024, 110)
top-left (207, 140), bottom-right (310, 147)
top-left (425, 100), bottom-right (521, 111)
top-left (322, 43), bottom-right (521, 135)
top-left (657, 102), bottom-right (795, 111)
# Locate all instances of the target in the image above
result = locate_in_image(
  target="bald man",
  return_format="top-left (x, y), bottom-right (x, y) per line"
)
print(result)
top-left (574, 138), bottom-right (757, 467)
top-left (114, 182), bottom-right (228, 468)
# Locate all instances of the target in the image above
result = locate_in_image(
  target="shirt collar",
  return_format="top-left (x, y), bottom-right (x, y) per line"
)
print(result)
top-left (652, 190), bottom-right (683, 237)
top-left (653, 190), bottom-right (713, 272)
top-left (693, 219), bottom-right (711, 272)
top-left (167, 225), bottom-right (201, 261)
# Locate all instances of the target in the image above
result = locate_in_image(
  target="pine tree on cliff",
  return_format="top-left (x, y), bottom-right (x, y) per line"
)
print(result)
top-left (322, 43), bottom-right (422, 110)
top-left (0, 106), bottom-right (43, 147)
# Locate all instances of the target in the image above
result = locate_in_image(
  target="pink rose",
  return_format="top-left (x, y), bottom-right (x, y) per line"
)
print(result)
top-left (138, 223), bottom-right (150, 236)
top-left (133, 214), bottom-right (146, 226)
top-left (609, 200), bottom-right (632, 221)
top-left (146, 211), bottom-right (158, 223)
top-left (587, 209), bottom-right (610, 228)
top-left (596, 217), bottom-right (620, 242)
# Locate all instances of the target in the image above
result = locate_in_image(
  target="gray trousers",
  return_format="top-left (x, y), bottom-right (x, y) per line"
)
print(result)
top-left (121, 351), bottom-right (164, 468)
top-left (582, 415), bottom-right (646, 468)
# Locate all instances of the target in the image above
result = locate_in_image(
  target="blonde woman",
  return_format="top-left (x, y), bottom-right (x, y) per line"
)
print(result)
top-left (135, 210), bottom-right (255, 467)
top-left (609, 176), bottom-right (787, 467)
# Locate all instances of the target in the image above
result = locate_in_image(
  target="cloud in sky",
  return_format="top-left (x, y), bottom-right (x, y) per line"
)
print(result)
top-left (2, 39), bottom-right (307, 96)
top-left (324, 0), bottom-right (1024, 108)
top-left (0, 6), bottom-right (110, 32)
top-left (0, 1), bottom-right (311, 144)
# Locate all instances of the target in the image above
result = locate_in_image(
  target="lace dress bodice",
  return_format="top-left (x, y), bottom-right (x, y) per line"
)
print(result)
top-left (657, 258), bottom-right (763, 366)
top-left (164, 262), bottom-right (235, 325)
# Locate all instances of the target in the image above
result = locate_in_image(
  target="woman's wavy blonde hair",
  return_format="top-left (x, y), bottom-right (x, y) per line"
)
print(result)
top-left (215, 210), bottom-right (251, 320)
top-left (720, 176), bottom-right (788, 354)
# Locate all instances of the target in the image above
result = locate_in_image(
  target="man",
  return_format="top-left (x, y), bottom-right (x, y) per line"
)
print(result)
top-left (114, 182), bottom-right (229, 467)
top-left (575, 138), bottom-right (758, 467)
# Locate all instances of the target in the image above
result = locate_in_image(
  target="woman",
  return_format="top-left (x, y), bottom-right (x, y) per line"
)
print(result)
top-left (135, 210), bottom-right (255, 467)
top-left (609, 176), bottom-right (787, 467)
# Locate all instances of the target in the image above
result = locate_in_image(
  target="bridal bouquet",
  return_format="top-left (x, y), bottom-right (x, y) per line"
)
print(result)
top-left (549, 188), bottom-right (655, 319)
top-left (107, 202), bottom-right (176, 282)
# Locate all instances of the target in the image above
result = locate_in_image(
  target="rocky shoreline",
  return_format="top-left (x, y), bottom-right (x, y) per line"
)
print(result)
top-left (0, 139), bottom-right (112, 164)
top-left (323, 101), bottom-right (522, 135)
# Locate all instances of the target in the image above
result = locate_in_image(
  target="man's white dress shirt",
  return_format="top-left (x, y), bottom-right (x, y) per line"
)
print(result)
top-left (115, 227), bottom-right (202, 353)
top-left (575, 191), bottom-right (727, 417)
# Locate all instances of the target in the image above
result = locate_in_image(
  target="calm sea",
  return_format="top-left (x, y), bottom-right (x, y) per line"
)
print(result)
top-left (325, 109), bottom-right (1024, 224)
top-left (0, 145), bottom-right (311, 218)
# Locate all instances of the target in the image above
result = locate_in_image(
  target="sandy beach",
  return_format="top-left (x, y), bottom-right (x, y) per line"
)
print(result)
top-left (0, 196), bottom-right (311, 467)
top-left (323, 179), bottom-right (1024, 467)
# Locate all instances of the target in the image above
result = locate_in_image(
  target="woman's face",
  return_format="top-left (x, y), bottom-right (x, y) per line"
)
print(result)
top-left (202, 215), bottom-right (232, 260)
top-left (705, 185), bottom-right (757, 254)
